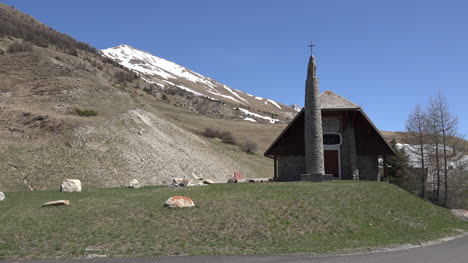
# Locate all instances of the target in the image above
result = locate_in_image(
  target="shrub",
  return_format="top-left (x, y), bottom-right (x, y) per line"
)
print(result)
top-left (219, 131), bottom-right (237, 145)
top-left (202, 128), bottom-right (219, 138)
top-left (114, 70), bottom-right (138, 83)
top-left (161, 94), bottom-right (168, 101)
top-left (66, 48), bottom-right (78, 56)
top-left (55, 56), bottom-right (61, 61)
top-left (75, 108), bottom-right (98, 117)
top-left (240, 141), bottom-right (258, 154)
top-left (202, 128), bottom-right (238, 145)
top-left (7, 41), bottom-right (33, 53)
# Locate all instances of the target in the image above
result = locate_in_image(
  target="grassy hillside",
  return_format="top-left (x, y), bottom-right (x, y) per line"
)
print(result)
top-left (0, 181), bottom-right (466, 260)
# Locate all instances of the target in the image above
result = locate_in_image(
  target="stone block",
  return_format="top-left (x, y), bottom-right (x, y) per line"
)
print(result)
top-left (61, 179), bottom-right (82, 192)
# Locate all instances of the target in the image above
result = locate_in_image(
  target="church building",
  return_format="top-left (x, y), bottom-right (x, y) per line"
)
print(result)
top-left (264, 56), bottom-right (395, 181)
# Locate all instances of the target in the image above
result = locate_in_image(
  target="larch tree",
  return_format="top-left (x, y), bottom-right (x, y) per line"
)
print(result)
top-left (405, 105), bottom-right (427, 199)
top-left (425, 98), bottom-right (441, 204)
top-left (434, 91), bottom-right (458, 207)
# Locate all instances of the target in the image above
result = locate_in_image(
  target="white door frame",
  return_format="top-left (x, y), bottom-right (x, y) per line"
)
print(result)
top-left (323, 132), bottom-right (342, 180)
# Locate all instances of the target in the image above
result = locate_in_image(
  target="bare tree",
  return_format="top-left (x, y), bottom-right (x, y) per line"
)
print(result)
top-left (448, 138), bottom-right (467, 208)
top-left (404, 92), bottom-right (462, 207)
top-left (405, 105), bottom-right (427, 198)
top-left (434, 91), bottom-right (458, 206)
top-left (425, 98), bottom-right (441, 204)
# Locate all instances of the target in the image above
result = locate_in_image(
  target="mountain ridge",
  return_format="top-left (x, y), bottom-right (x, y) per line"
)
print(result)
top-left (102, 44), bottom-right (297, 121)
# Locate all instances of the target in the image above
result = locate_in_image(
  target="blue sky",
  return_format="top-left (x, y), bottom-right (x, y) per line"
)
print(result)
top-left (5, 0), bottom-right (468, 135)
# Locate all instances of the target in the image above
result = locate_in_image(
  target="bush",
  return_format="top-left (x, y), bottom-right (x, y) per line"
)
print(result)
top-left (201, 128), bottom-right (238, 145)
top-left (202, 128), bottom-right (219, 138)
top-left (7, 41), bottom-right (33, 53)
top-left (240, 141), bottom-right (258, 154)
top-left (66, 48), bottom-right (78, 56)
top-left (75, 108), bottom-right (98, 117)
top-left (114, 70), bottom-right (138, 83)
top-left (219, 131), bottom-right (237, 145)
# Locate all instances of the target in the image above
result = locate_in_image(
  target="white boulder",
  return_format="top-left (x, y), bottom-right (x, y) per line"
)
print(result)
top-left (0, 192), bottom-right (4, 201)
top-left (42, 200), bottom-right (70, 207)
top-left (187, 181), bottom-right (205, 187)
top-left (60, 179), bottom-right (82, 192)
top-left (129, 179), bottom-right (141, 189)
top-left (203, 179), bottom-right (214, 184)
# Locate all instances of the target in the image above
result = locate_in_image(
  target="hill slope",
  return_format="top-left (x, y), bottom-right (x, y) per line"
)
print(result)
top-left (0, 3), bottom-right (287, 191)
top-left (0, 181), bottom-right (466, 259)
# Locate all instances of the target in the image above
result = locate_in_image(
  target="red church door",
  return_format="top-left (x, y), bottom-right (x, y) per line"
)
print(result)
top-left (324, 150), bottom-right (339, 178)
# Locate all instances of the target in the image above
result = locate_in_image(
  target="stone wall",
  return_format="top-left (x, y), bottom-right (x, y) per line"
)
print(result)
top-left (322, 116), bottom-right (341, 132)
top-left (357, 154), bottom-right (379, 180)
top-left (277, 155), bottom-right (305, 181)
top-left (343, 124), bottom-right (359, 180)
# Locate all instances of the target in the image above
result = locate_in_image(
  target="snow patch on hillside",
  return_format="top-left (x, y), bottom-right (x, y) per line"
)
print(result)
top-left (397, 143), bottom-right (467, 170)
top-left (243, 117), bottom-right (257, 122)
top-left (237, 108), bottom-right (279, 124)
top-left (267, 99), bottom-right (282, 109)
top-left (207, 90), bottom-right (242, 104)
top-left (223, 85), bottom-right (248, 103)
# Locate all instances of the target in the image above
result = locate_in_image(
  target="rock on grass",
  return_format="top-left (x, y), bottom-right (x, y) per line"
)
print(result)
top-left (61, 179), bottom-right (81, 192)
top-left (164, 196), bottom-right (195, 208)
top-left (42, 200), bottom-right (71, 207)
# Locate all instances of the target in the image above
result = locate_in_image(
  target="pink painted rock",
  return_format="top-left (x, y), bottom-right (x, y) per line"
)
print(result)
top-left (164, 196), bottom-right (195, 208)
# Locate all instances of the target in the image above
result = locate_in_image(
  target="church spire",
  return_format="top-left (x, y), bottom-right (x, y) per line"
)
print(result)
top-left (308, 55), bottom-right (317, 77)
top-left (303, 54), bottom-right (325, 178)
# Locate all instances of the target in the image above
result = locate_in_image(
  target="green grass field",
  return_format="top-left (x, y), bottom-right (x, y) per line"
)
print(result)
top-left (0, 181), bottom-right (466, 260)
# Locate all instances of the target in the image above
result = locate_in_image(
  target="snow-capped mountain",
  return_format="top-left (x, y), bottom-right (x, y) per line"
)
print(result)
top-left (290, 104), bottom-right (302, 112)
top-left (101, 44), bottom-right (297, 119)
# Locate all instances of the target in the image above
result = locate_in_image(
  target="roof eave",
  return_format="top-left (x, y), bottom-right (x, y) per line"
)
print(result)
top-left (263, 108), bottom-right (304, 157)
top-left (356, 109), bottom-right (397, 156)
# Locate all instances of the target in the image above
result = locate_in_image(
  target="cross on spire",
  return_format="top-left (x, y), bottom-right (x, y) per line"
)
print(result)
top-left (308, 41), bottom-right (316, 56)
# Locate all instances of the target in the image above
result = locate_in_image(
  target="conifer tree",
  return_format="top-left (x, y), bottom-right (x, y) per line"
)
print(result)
top-left (384, 138), bottom-right (411, 187)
